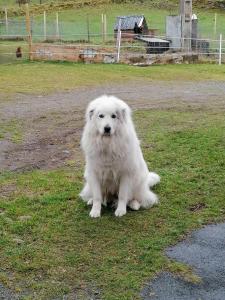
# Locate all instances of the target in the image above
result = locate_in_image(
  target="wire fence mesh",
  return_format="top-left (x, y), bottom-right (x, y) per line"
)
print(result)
top-left (1, 13), bottom-right (225, 64)
top-left (1, 34), bottom-right (224, 65)
top-left (0, 12), bottom-right (168, 39)
top-left (1, 10), bottom-right (225, 40)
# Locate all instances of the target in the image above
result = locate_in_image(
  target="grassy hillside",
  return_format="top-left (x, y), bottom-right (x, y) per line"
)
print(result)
top-left (0, 0), bottom-right (49, 5)
top-left (1, 2), bottom-right (225, 40)
top-left (0, 0), bottom-right (221, 7)
top-left (0, 0), bottom-right (223, 16)
top-left (1, 0), bottom-right (225, 41)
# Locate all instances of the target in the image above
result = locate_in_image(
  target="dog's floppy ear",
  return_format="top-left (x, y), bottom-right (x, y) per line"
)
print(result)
top-left (118, 105), bottom-right (131, 122)
top-left (121, 108), bottom-right (126, 120)
top-left (89, 109), bottom-right (94, 120)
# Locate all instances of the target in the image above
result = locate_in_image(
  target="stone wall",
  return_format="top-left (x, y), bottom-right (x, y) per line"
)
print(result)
top-left (31, 43), bottom-right (115, 63)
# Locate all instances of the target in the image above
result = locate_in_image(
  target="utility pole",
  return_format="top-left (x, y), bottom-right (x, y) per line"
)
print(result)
top-left (180, 0), bottom-right (192, 51)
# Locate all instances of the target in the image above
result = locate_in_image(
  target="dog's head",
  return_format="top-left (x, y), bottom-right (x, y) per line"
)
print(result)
top-left (86, 95), bottom-right (131, 137)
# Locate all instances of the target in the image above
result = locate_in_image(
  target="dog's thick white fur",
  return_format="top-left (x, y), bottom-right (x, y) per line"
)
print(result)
top-left (80, 95), bottom-right (160, 218)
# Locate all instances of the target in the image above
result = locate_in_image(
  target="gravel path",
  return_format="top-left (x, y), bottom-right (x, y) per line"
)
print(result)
top-left (0, 283), bottom-right (18, 300)
top-left (0, 80), bottom-right (225, 172)
top-left (1, 80), bottom-right (225, 120)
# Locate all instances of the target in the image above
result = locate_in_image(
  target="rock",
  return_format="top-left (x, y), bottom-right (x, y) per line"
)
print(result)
top-left (104, 55), bottom-right (116, 64)
top-left (62, 150), bottom-right (70, 154)
top-left (18, 215), bottom-right (32, 221)
top-left (12, 238), bottom-right (24, 244)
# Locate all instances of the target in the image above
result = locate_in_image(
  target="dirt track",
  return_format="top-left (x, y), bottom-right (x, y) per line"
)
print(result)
top-left (0, 80), bottom-right (225, 172)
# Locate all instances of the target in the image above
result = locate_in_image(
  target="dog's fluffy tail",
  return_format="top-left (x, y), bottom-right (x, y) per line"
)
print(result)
top-left (139, 173), bottom-right (160, 209)
top-left (148, 172), bottom-right (160, 187)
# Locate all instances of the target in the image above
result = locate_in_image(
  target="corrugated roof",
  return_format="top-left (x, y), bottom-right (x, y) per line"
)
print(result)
top-left (114, 15), bottom-right (144, 30)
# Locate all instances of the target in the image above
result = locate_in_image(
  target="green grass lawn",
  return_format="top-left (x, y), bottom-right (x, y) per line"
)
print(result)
top-left (0, 0), bottom-right (50, 6)
top-left (0, 119), bottom-right (23, 143)
top-left (0, 61), bottom-right (225, 298)
top-left (1, 62), bottom-right (225, 96)
top-left (0, 107), bottom-right (224, 299)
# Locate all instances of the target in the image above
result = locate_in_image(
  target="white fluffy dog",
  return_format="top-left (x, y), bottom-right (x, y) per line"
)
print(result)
top-left (80, 95), bottom-right (160, 218)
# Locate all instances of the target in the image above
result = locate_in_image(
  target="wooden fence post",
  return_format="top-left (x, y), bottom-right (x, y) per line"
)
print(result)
top-left (25, 3), bottom-right (32, 60)
top-left (43, 11), bottom-right (47, 40)
top-left (219, 34), bottom-right (222, 65)
top-left (56, 12), bottom-right (59, 39)
top-left (101, 14), bottom-right (104, 43)
top-left (87, 15), bottom-right (90, 43)
top-left (214, 13), bottom-right (217, 38)
top-left (104, 14), bottom-right (107, 42)
top-left (5, 8), bottom-right (8, 36)
top-left (116, 18), bottom-right (122, 63)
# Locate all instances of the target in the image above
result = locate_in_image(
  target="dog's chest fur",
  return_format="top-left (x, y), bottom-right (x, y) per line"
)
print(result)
top-left (96, 138), bottom-right (127, 168)
top-left (93, 137), bottom-right (128, 187)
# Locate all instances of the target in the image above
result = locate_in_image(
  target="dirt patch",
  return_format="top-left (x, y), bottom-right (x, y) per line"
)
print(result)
top-left (0, 111), bottom-right (84, 172)
top-left (0, 80), bottom-right (225, 172)
top-left (189, 203), bottom-right (207, 212)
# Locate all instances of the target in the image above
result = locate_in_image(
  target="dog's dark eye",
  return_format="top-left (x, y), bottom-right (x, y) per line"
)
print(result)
top-left (111, 114), bottom-right (116, 119)
top-left (99, 114), bottom-right (104, 118)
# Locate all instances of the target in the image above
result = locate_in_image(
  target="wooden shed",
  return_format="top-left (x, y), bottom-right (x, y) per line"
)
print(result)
top-left (114, 15), bottom-right (149, 40)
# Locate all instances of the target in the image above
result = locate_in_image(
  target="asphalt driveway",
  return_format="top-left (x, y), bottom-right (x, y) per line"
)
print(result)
top-left (141, 223), bottom-right (225, 300)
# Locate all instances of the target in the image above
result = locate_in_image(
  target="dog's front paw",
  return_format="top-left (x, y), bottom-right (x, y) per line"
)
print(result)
top-left (150, 193), bottom-right (159, 206)
top-left (115, 207), bottom-right (127, 217)
top-left (87, 198), bottom-right (93, 206)
top-left (147, 195), bottom-right (158, 208)
top-left (128, 199), bottom-right (141, 211)
top-left (90, 208), bottom-right (101, 218)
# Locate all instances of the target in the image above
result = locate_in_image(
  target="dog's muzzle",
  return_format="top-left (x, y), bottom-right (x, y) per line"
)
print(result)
top-left (104, 126), bottom-right (111, 136)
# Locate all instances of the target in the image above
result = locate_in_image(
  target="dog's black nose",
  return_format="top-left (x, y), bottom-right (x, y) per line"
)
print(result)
top-left (104, 126), bottom-right (111, 133)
